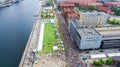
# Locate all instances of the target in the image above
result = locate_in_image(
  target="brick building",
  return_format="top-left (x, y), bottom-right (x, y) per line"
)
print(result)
top-left (61, 8), bottom-right (79, 25)
top-left (58, 3), bottom-right (74, 10)
top-left (97, 5), bottom-right (114, 14)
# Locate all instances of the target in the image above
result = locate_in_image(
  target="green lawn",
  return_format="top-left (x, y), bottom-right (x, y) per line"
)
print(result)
top-left (42, 24), bottom-right (56, 53)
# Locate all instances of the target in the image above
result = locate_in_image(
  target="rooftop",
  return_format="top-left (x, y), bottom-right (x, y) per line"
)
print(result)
top-left (69, 19), bottom-right (84, 28)
top-left (64, 0), bottom-right (99, 3)
top-left (77, 28), bottom-right (100, 36)
top-left (95, 26), bottom-right (120, 35)
top-left (62, 8), bottom-right (79, 20)
top-left (97, 5), bottom-right (114, 14)
top-left (58, 3), bottom-right (74, 7)
top-left (80, 12), bottom-right (109, 16)
top-left (97, 6), bottom-right (109, 12)
top-left (67, 12), bottom-right (79, 19)
top-left (105, 2), bottom-right (120, 5)
top-left (95, 27), bottom-right (120, 40)
top-left (79, 2), bottom-right (102, 6)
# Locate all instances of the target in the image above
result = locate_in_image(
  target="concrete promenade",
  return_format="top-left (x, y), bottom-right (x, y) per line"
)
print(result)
top-left (19, 6), bottom-right (42, 67)
top-left (37, 23), bottom-right (44, 51)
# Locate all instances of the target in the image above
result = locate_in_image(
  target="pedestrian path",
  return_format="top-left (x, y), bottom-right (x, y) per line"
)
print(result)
top-left (37, 23), bottom-right (44, 51)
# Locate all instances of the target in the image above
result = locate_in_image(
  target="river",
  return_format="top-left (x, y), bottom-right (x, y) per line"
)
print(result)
top-left (0, 0), bottom-right (41, 67)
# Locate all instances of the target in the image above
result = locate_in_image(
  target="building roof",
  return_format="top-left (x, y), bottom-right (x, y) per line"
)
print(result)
top-left (105, 2), bottom-right (120, 6)
top-left (79, 2), bottom-right (102, 6)
top-left (58, 2), bottom-right (74, 7)
top-left (95, 27), bottom-right (120, 40)
top-left (57, 0), bottom-right (100, 6)
top-left (62, 8), bottom-right (79, 19)
top-left (97, 6), bottom-right (109, 12)
top-left (95, 27), bottom-right (120, 35)
top-left (77, 28), bottom-right (100, 36)
top-left (80, 12), bottom-right (107, 16)
top-left (97, 6), bottom-right (114, 14)
top-left (62, 8), bottom-right (73, 13)
top-left (64, 0), bottom-right (99, 3)
top-left (67, 12), bottom-right (79, 19)
top-left (69, 19), bottom-right (84, 28)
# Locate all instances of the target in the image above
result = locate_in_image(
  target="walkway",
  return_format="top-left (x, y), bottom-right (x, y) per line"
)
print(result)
top-left (37, 23), bottom-right (44, 51)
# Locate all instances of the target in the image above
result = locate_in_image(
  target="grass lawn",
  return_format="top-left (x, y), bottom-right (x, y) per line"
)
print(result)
top-left (42, 24), bottom-right (56, 53)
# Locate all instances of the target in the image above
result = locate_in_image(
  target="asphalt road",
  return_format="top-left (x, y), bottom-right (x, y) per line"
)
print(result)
top-left (55, 10), bottom-right (85, 67)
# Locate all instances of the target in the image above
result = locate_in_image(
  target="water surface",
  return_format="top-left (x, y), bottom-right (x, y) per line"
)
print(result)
top-left (0, 0), bottom-right (41, 67)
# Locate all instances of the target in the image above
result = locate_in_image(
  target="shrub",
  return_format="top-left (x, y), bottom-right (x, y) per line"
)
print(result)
top-left (105, 58), bottom-right (113, 65)
top-left (93, 60), bottom-right (103, 66)
top-left (99, 59), bottom-right (105, 64)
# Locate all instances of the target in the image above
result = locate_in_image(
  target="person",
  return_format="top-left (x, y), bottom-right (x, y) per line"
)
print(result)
top-left (85, 63), bottom-right (87, 67)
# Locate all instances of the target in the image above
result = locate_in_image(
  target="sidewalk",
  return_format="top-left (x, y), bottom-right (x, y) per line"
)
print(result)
top-left (37, 23), bottom-right (44, 51)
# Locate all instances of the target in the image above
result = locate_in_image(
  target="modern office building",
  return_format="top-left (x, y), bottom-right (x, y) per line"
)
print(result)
top-left (68, 19), bottom-right (84, 40)
top-left (68, 19), bottom-right (102, 49)
top-left (76, 28), bottom-right (102, 49)
top-left (79, 12), bottom-right (110, 27)
top-left (95, 27), bottom-right (120, 48)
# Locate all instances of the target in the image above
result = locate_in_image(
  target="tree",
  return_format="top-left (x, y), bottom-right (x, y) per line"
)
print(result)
top-left (107, 19), bottom-right (112, 23)
top-left (105, 58), bottom-right (113, 65)
top-left (107, 19), bottom-right (120, 25)
top-left (99, 59), bottom-right (105, 64)
top-left (93, 60), bottom-right (98, 66)
top-left (93, 60), bottom-right (103, 66)
top-left (49, 0), bottom-right (54, 6)
top-left (112, 7), bottom-right (120, 16)
top-left (41, 13), bottom-right (44, 18)
top-left (90, 5), bottom-right (97, 11)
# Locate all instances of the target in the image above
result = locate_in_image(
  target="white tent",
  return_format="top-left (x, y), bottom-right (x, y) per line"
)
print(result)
top-left (53, 46), bottom-right (58, 51)
top-left (107, 53), bottom-right (120, 57)
top-left (91, 54), bottom-right (106, 59)
top-left (50, 19), bottom-right (54, 23)
top-left (33, 49), bottom-right (36, 53)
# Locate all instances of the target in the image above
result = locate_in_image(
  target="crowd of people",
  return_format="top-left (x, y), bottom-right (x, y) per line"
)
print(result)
top-left (56, 12), bottom-right (86, 67)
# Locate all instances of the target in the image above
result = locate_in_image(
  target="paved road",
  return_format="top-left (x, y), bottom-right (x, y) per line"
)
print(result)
top-left (55, 10), bottom-right (85, 67)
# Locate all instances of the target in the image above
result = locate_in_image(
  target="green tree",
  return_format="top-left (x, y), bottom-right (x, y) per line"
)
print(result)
top-left (107, 19), bottom-right (120, 25)
top-left (90, 5), bottom-right (97, 11)
top-left (107, 19), bottom-right (112, 23)
top-left (93, 60), bottom-right (98, 66)
top-left (99, 59), bottom-right (105, 64)
top-left (112, 7), bottom-right (120, 16)
top-left (105, 58), bottom-right (113, 65)
top-left (43, 13), bottom-right (47, 18)
top-left (41, 13), bottom-right (44, 18)
top-left (93, 60), bottom-right (103, 66)
top-left (49, 0), bottom-right (54, 6)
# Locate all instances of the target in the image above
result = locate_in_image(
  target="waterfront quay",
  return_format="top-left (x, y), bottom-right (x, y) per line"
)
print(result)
top-left (19, 7), bottom-right (42, 67)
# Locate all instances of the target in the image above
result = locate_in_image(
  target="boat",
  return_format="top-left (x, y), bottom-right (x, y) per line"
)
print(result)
top-left (14, 0), bottom-right (19, 3)
top-left (33, 15), bottom-right (38, 17)
top-left (0, 0), bottom-right (19, 8)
